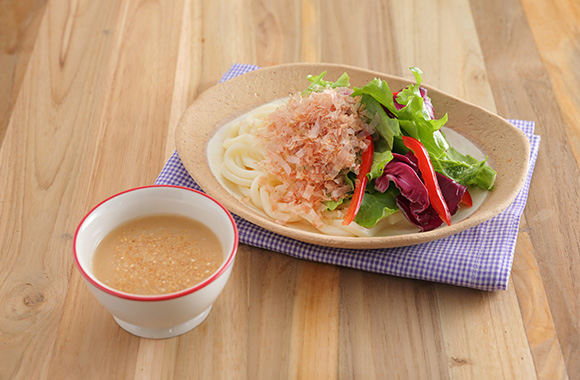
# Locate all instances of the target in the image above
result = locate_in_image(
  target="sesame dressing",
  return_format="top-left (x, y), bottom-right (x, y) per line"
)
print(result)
top-left (92, 214), bottom-right (223, 295)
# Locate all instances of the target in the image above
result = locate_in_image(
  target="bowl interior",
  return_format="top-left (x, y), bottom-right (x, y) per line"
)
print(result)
top-left (175, 63), bottom-right (530, 249)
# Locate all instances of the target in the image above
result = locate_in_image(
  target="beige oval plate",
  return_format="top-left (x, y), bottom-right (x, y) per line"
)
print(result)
top-left (175, 63), bottom-right (530, 249)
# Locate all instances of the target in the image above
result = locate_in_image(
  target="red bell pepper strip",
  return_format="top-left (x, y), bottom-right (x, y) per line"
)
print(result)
top-left (342, 136), bottom-right (374, 225)
top-left (461, 189), bottom-right (473, 207)
top-left (402, 136), bottom-right (452, 226)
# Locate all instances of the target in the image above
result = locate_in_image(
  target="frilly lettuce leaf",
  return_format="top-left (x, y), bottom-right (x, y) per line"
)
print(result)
top-left (304, 71), bottom-right (351, 93)
top-left (431, 148), bottom-right (497, 190)
top-left (360, 94), bottom-right (400, 152)
top-left (353, 67), bottom-right (450, 158)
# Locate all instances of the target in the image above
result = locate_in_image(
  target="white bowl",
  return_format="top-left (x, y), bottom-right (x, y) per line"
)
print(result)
top-left (73, 185), bottom-right (239, 339)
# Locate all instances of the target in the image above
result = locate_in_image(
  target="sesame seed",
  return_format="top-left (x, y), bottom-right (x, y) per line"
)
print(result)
top-left (92, 214), bottom-right (223, 296)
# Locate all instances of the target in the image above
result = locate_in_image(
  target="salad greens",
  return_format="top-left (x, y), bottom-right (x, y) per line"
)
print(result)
top-left (305, 68), bottom-right (497, 230)
top-left (304, 71), bottom-right (351, 93)
top-left (353, 67), bottom-right (450, 158)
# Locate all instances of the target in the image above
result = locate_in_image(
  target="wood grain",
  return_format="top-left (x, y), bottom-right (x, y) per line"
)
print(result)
top-left (247, 250), bottom-right (297, 380)
top-left (521, 0), bottom-right (580, 166)
top-left (340, 274), bottom-right (448, 379)
top-left (518, 1), bottom-right (580, 375)
top-left (511, 220), bottom-right (569, 380)
top-left (0, 0), bottom-right (134, 378)
top-left (288, 264), bottom-right (340, 379)
top-left (0, 0), bottom-right (576, 379)
top-left (0, 0), bottom-right (48, 146)
top-left (470, 0), bottom-right (579, 377)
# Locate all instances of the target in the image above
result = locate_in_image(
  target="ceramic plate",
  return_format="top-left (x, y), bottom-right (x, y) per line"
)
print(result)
top-left (175, 63), bottom-right (530, 249)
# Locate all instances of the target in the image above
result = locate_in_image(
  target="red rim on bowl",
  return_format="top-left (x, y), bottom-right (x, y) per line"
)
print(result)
top-left (73, 185), bottom-right (239, 302)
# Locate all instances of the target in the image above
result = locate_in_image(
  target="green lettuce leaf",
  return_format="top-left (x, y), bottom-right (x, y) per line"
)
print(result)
top-left (431, 148), bottom-right (497, 190)
top-left (394, 68), bottom-right (449, 157)
top-left (351, 78), bottom-right (397, 114)
top-left (369, 149), bottom-right (393, 181)
top-left (360, 94), bottom-right (400, 152)
top-left (323, 199), bottom-right (343, 211)
top-left (395, 67), bottom-right (431, 120)
top-left (354, 185), bottom-right (399, 228)
top-left (304, 71), bottom-right (351, 93)
top-left (352, 67), bottom-right (450, 158)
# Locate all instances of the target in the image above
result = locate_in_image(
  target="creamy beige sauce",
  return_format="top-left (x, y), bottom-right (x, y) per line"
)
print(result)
top-left (92, 214), bottom-right (223, 295)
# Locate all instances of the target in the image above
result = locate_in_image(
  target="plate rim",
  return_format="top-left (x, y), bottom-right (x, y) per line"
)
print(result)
top-left (175, 63), bottom-right (530, 249)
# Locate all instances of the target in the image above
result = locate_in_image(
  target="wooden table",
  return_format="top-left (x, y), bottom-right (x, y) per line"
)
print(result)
top-left (1, 0), bottom-right (578, 379)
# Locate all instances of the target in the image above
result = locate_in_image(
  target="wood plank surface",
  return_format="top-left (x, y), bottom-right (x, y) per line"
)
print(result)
top-left (0, 0), bottom-right (576, 379)
top-left (0, 0), bottom-right (48, 145)
top-left (517, 2), bottom-right (580, 377)
top-left (471, 1), bottom-right (579, 378)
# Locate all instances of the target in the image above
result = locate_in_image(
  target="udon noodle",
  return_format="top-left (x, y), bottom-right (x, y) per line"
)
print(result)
top-left (215, 97), bottom-right (406, 237)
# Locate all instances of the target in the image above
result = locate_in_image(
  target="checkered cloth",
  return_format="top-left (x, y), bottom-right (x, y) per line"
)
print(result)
top-left (156, 64), bottom-right (541, 291)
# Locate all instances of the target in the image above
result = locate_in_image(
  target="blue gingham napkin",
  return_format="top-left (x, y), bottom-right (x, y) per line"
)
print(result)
top-left (156, 64), bottom-right (541, 291)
